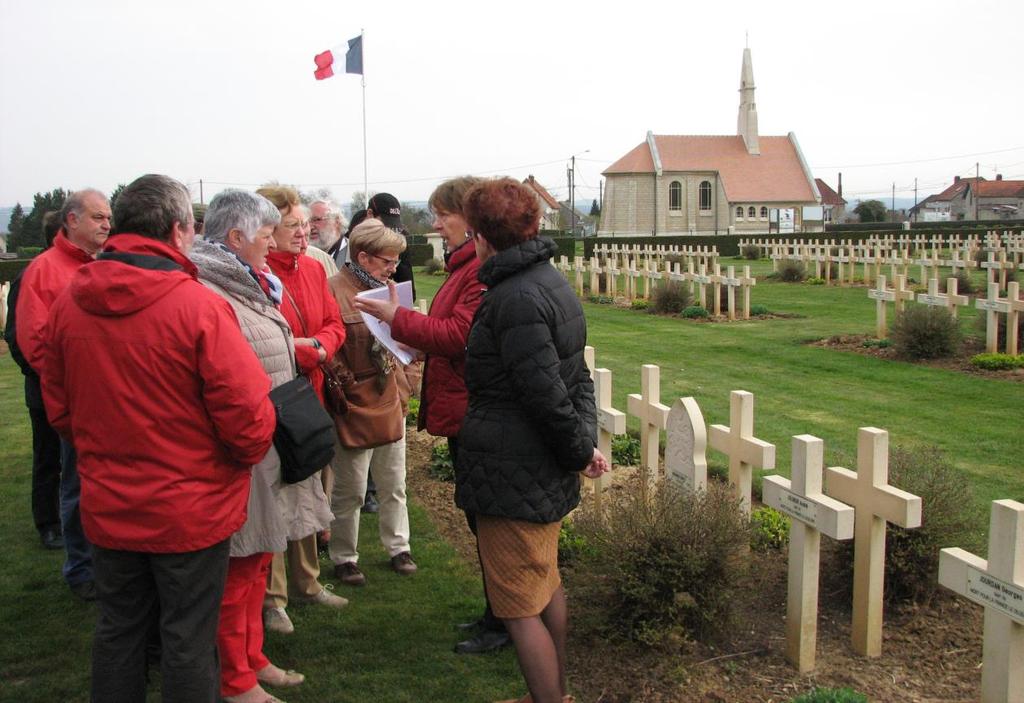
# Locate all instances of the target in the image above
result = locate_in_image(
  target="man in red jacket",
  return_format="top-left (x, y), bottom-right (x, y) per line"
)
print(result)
top-left (15, 188), bottom-right (111, 600)
top-left (42, 174), bottom-right (277, 703)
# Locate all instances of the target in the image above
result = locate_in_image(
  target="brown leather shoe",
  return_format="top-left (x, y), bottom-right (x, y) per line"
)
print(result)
top-left (390, 551), bottom-right (417, 575)
top-left (334, 561), bottom-right (366, 586)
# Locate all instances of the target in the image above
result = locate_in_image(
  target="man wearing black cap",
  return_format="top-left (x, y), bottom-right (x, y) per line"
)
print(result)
top-left (366, 193), bottom-right (415, 297)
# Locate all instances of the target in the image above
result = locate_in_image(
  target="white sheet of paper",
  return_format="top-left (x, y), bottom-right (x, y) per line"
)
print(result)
top-left (355, 281), bottom-right (417, 365)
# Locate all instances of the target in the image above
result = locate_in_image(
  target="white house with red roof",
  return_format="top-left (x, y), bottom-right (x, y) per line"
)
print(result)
top-left (599, 48), bottom-right (820, 236)
top-left (911, 175), bottom-right (1024, 221)
top-left (522, 175), bottom-right (562, 231)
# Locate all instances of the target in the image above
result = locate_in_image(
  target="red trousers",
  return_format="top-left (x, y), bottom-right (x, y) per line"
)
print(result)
top-left (217, 552), bottom-right (273, 696)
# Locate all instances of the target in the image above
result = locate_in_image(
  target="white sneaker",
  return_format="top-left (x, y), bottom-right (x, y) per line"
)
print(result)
top-left (298, 584), bottom-right (349, 609)
top-left (263, 606), bottom-right (294, 635)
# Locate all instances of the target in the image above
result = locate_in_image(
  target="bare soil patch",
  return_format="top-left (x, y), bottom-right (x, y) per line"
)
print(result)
top-left (810, 333), bottom-right (1024, 382)
top-left (406, 429), bottom-right (986, 702)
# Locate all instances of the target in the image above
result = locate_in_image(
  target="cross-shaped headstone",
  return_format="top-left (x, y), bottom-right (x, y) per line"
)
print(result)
top-left (867, 274), bottom-right (896, 339)
top-left (977, 282), bottom-right (1012, 354)
top-left (916, 277), bottom-right (970, 318)
top-left (627, 364), bottom-right (670, 496)
top-left (588, 367), bottom-right (625, 509)
top-left (665, 397), bottom-right (708, 493)
top-left (708, 390), bottom-right (775, 517)
top-left (764, 435), bottom-right (855, 673)
top-left (604, 258), bottom-right (619, 299)
top-left (573, 256), bottom-right (585, 297)
top-left (589, 257), bottom-right (601, 296)
top-left (825, 427), bottom-right (922, 657)
top-left (709, 263), bottom-right (725, 316)
top-left (939, 499), bottom-right (1024, 703)
top-left (1005, 281), bottom-right (1023, 356)
top-left (693, 263), bottom-right (711, 310)
top-left (892, 274), bottom-right (915, 313)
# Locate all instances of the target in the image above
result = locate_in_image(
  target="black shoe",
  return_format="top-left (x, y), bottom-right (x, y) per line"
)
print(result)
top-left (456, 617), bottom-right (484, 631)
top-left (454, 629), bottom-right (511, 654)
top-left (361, 492), bottom-right (379, 514)
top-left (70, 580), bottom-right (97, 602)
top-left (40, 527), bottom-right (64, 550)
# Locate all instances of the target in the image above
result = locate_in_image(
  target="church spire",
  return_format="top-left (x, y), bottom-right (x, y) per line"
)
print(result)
top-left (737, 47), bottom-right (760, 155)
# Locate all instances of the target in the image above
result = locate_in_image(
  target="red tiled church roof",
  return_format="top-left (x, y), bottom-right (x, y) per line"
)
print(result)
top-left (815, 178), bottom-right (846, 206)
top-left (603, 135), bottom-right (816, 203)
top-left (523, 175), bottom-right (560, 210)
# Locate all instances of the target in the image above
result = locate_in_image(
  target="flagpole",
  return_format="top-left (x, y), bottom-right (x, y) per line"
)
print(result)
top-left (360, 28), bottom-right (367, 204)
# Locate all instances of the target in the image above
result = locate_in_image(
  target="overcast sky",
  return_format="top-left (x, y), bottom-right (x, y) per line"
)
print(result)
top-left (1, 0), bottom-right (1021, 211)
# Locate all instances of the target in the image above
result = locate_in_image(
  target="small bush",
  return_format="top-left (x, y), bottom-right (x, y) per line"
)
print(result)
top-left (805, 277), bottom-right (826, 285)
top-left (611, 433), bottom-right (640, 466)
top-left (649, 280), bottom-right (692, 315)
top-left (861, 338), bottom-right (892, 348)
top-left (751, 506), bottom-right (789, 551)
top-left (558, 519), bottom-right (591, 565)
top-left (950, 269), bottom-right (976, 295)
top-left (405, 397), bottom-right (420, 426)
top-left (680, 305), bottom-right (709, 319)
top-left (630, 299), bottom-right (650, 311)
top-left (741, 244), bottom-right (760, 260)
top-left (422, 258), bottom-right (445, 275)
top-left (16, 247), bottom-right (43, 258)
top-left (778, 261), bottom-right (807, 282)
top-left (835, 444), bottom-right (984, 604)
top-left (427, 443), bottom-right (455, 482)
top-left (570, 480), bottom-right (750, 644)
top-left (790, 688), bottom-right (867, 703)
top-left (970, 352), bottom-right (1024, 370)
top-left (587, 295), bottom-right (614, 305)
top-left (890, 305), bottom-right (960, 359)
top-left (750, 304), bottom-right (770, 316)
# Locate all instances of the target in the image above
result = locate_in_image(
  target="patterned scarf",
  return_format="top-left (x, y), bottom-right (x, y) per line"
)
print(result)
top-left (345, 261), bottom-right (393, 390)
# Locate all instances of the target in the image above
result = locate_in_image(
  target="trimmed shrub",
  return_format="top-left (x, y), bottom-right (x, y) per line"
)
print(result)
top-left (970, 353), bottom-right (1024, 370)
top-left (587, 294), bottom-right (614, 305)
top-left (422, 257), bottom-right (445, 275)
top-left (681, 305), bottom-right (709, 319)
top-left (741, 244), bottom-right (760, 260)
top-left (16, 247), bottom-right (43, 259)
top-left (0, 258), bottom-right (31, 284)
top-left (750, 304), bottom-right (770, 316)
top-left (406, 242), bottom-right (435, 266)
top-left (835, 444), bottom-right (984, 604)
top-left (778, 260), bottom-right (807, 282)
top-left (427, 443), bottom-right (455, 482)
top-left (630, 299), bottom-right (650, 311)
top-left (570, 480), bottom-right (750, 644)
top-left (649, 281), bottom-right (692, 315)
top-left (890, 305), bottom-right (960, 359)
top-left (751, 506), bottom-right (789, 551)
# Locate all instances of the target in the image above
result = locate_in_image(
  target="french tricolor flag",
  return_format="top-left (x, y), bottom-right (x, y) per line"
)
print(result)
top-left (314, 34), bottom-right (363, 80)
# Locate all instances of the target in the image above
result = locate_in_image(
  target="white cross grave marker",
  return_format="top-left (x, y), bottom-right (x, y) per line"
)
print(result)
top-left (939, 499), bottom-right (1024, 703)
top-left (627, 364), bottom-right (670, 496)
top-left (588, 367), bottom-right (625, 509)
top-left (867, 274), bottom-right (896, 339)
top-left (665, 397), bottom-right (708, 493)
top-left (708, 390), bottom-right (775, 517)
top-left (916, 277), bottom-right (969, 319)
top-left (763, 435), bottom-right (854, 672)
top-left (977, 282), bottom-right (1012, 354)
top-left (825, 427), bottom-right (922, 657)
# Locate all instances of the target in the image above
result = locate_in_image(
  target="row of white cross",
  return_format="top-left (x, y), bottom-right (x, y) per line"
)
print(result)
top-left (582, 349), bottom-right (1022, 701)
top-left (869, 275), bottom-right (1024, 355)
top-left (555, 256), bottom-right (758, 319)
top-left (741, 230), bottom-right (1024, 257)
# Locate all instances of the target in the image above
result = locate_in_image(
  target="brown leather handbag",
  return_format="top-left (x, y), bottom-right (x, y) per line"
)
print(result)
top-left (331, 348), bottom-right (404, 450)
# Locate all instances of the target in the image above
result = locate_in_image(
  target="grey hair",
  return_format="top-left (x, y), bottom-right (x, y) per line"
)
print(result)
top-left (311, 199), bottom-right (349, 230)
top-left (203, 189), bottom-right (281, 244)
top-left (60, 188), bottom-right (108, 226)
top-left (111, 175), bottom-right (193, 241)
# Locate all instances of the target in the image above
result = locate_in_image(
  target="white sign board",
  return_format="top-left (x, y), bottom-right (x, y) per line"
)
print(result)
top-left (802, 206), bottom-right (824, 221)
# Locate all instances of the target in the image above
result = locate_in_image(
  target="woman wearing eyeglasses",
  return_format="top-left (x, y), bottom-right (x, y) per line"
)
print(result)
top-left (257, 185), bottom-right (348, 636)
top-left (325, 219), bottom-right (417, 586)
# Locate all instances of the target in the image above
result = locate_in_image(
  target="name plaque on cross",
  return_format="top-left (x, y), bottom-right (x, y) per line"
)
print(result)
top-left (868, 289), bottom-right (895, 302)
top-left (774, 488), bottom-right (819, 527)
top-left (966, 568), bottom-right (1024, 625)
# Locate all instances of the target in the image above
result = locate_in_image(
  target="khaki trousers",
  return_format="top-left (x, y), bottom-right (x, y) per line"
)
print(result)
top-left (263, 533), bottom-right (321, 609)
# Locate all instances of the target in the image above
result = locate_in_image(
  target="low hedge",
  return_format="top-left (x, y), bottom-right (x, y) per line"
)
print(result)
top-left (406, 243), bottom-right (435, 266)
top-left (0, 259), bottom-right (31, 283)
top-left (584, 235), bottom-right (743, 258)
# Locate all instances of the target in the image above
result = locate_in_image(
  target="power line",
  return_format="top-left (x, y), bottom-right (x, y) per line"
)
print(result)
top-left (813, 145), bottom-right (1024, 169)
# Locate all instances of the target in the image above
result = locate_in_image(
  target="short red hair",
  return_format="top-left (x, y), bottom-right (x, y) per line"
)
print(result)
top-left (463, 177), bottom-right (540, 252)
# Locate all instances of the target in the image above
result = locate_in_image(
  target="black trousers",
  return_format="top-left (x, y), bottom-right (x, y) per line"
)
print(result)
top-left (91, 539), bottom-right (230, 703)
top-left (28, 403), bottom-right (61, 533)
top-left (449, 436), bottom-right (505, 634)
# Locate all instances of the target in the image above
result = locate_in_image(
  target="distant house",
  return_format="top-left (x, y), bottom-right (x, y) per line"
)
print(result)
top-left (599, 48), bottom-right (820, 236)
top-left (557, 200), bottom-right (591, 236)
top-left (815, 178), bottom-right (846, 223)
top-left (911, 175), bottom-right (1024, 221)
top-left (522, 175), bottom-right (562, 231)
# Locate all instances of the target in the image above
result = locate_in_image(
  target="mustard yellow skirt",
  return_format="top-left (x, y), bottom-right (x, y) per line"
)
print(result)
top-left (476, 515), bottom-right (562, 619)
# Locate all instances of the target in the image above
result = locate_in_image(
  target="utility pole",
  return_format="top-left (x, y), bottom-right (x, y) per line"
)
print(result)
top-left (199, 179), bottom-right (204, 205)
top-left (975, 162), bottom-right (980, 221)
top-left (599, 179), bottom-right (603, 212)
top-left (570, 155), bottom-right (576, 237)
top-left (912, 178), bottom-right (917, 222)
top-left (891, 182), bottom-right (895, 218)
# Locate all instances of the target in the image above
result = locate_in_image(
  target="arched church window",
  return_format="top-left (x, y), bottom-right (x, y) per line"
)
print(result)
top-left (735, 206), bottom-right (743, 219)
top-left (748, 206), bottom-right (756, 219)
top-left (760, 206), bottom-right (768, 219)
top-left (699, 181), bottom-right (711, 211)
top-left (669, 181), bottom-right (682, 210)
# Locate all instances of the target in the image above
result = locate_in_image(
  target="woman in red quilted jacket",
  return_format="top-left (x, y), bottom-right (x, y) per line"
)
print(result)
top-left (354, 176), bottom-right (508, 653)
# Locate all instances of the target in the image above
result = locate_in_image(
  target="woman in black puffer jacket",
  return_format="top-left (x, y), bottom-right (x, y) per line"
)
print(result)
top-left (457, 177), bottom-right (609, 703)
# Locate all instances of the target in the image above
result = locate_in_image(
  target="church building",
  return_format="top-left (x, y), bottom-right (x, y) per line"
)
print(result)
top-left (599, 48), bottom-right (821, 236)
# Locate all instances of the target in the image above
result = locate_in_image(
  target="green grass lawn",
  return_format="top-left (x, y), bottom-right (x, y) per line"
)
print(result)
top-left (1, 260), bottom-right (1019, 701)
